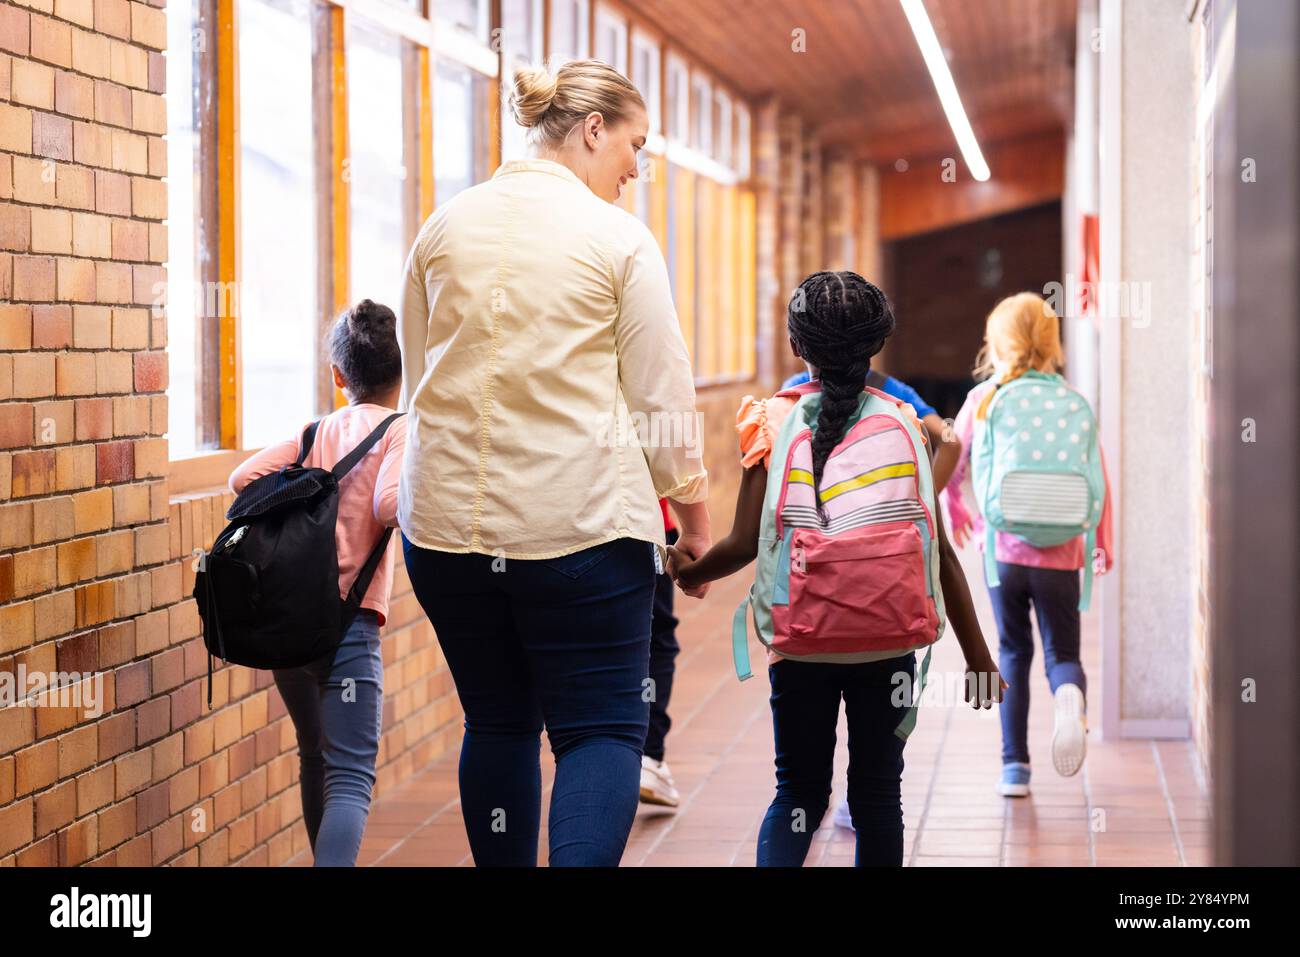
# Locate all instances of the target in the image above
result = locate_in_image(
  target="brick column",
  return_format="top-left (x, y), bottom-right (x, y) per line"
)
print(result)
top-left (0, 0), bottom-right (177, 866)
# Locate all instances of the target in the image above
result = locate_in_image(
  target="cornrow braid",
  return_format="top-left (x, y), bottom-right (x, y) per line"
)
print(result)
top-left (787, 271), bottom-right (897, 504)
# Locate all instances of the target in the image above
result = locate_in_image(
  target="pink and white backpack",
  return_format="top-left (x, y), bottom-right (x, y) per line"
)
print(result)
top-left (731, 382), bottom-right (946, 738)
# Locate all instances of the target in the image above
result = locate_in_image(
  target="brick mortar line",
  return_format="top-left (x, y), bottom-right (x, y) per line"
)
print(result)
top-left (1, 78), bottom-right (167, 109)
top-left (0, 153), bottom-right (165, 180)
top-left (0, 549), bottom-right (187, 615)
top-left (0, 251), bottom-right (168, 266)
top-left (6, 48), bottom-right (167, 80)
top-left (1, 449), bottom-right (168, 464)
top-left (0, 529), bottom-right (181, 561)
top-left (0, 129), bottom-right (167, 161)
top-left (0, 187), bottom-right (171, 220)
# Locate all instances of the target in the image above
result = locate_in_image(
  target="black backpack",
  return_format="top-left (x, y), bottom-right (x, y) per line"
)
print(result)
top-left (194, 413), bottom-right (404, 705)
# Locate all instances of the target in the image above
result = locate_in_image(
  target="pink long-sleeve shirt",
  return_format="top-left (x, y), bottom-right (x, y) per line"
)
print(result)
top-left (944, 380), bottom-right (1113, 572)
top-left (228, 403), bottom-right (407, 625)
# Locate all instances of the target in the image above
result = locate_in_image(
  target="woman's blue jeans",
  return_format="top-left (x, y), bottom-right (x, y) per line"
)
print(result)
top-left (404, 535), bottom-right (656, 867)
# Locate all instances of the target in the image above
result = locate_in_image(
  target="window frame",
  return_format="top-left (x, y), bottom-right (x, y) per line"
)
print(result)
top-left (167, 0), bottom-right (500, 492)
top-left (735, 101), bottom-right (752, 181)
top-left (547, 0), bottom-right (590, 64)
top-left (664, 51), bottom-right (690, 145)
top-left (631, 27), bottom-right (661, 137)
top-left (714, 88), bottom-right (733, 168)
top-left (689, 69), bottom-right (712, 157)
top-left (593, 3), bottom-right (629, 75)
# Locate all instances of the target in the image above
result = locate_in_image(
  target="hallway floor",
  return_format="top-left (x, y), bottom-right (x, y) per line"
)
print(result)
top-left (288, 550), bottom-right (1211, 867)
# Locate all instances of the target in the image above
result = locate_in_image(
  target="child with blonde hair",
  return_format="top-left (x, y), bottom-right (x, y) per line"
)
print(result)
top-left (944, 292), bottom-right (1113, 797)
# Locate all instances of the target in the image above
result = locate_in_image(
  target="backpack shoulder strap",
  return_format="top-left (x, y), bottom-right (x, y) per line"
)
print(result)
top-left (295, 420), bottom-right (322, 466)
top-left (339, 525), bottom-right (396, 631)
top-left (331, 412), bottom-right (405, 480)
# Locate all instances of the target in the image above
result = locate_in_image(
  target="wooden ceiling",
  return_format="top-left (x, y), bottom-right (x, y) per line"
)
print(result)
top-left (630, 0), bottom-right (1077, 163)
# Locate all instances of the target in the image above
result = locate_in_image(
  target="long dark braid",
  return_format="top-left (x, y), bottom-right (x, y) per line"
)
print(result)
top-left (787, 271), bottom-right (897, 503)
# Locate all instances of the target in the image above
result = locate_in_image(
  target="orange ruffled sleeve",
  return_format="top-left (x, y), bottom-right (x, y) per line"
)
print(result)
top-left (898, 402), bottom-right (929, 446)
top-left (736, 395), bottom-right (773, 469)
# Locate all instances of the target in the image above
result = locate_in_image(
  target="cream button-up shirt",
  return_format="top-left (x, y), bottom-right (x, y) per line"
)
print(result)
top-left (397, 158), bottom-right (708, 560)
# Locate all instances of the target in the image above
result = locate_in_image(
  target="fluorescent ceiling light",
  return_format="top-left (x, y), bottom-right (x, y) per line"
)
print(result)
top-left (898, 0), bottom-right (991, 181)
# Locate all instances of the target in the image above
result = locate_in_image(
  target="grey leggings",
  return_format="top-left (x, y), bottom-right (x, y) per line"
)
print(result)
top-left (273, 610), bottom-right (384, 866)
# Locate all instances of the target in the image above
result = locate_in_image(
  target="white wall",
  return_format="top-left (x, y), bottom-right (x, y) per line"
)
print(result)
top-left (1097, 0), bottom-right (1195, 738)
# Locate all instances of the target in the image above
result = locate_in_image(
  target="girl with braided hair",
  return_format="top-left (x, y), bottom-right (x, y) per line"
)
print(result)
top-left (669, 271), bottom-right (1001, 866)
top-left (943, 292), bottom-right (1113, 798)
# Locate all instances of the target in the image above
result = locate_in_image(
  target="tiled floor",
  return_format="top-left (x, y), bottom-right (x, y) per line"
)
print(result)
top-left (288, 549), bottom-right (1211, 867)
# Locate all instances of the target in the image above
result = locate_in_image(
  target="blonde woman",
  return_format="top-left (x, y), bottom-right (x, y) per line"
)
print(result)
top-left (943, 293), bottom-right (1113, 798)
top-left (397, 60), bottom-right (710, 866)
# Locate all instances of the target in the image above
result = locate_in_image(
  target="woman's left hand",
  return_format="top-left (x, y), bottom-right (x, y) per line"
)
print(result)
top-left (667, 541), bottom-right (709, 598)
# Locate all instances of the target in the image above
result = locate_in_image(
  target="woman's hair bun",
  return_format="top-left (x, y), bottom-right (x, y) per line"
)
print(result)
top-left (509, 65), bottom-right (559, 129)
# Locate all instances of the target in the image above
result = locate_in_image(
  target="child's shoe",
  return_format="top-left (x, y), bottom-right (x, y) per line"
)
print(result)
top-left (1051, 683), bottom-right (1088, 777)
top-left (998, 761), bottom-right (1031, 797)
top-left (639, 756), bottom-right (681, 808)
top-left (833, 796), bottom-right (854, 830)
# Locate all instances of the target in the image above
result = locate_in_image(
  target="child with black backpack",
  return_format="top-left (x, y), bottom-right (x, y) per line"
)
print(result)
top-left (224, 299), bottom-right (406, 865)
top-left (668, 272), bottom-right (1004, 867)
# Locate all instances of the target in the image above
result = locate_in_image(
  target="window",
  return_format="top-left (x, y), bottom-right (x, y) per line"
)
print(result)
top-left (690, 71), bottom-right (712, 156)
top-left (549, 0), bottom-right (589, 64)
top-left (438, 0), bottom-right (491, 45)
top-left (593, 5), bottom-right (627, 75)
top-left (665, 53), bottom-right (689, 143)
top-left (436, 58), bottom-right (489, 205)
top-left (238, 0), bottom-right (317, 449)
top-left (714, 89), bottom-right (732, 167)
top-left (347, 18), bottom-right (410, 314)
top-left (631, 30), bottom-right (661, 135)
top-left (736, 103), bottom-right (752, 180)
top-left (165, 0), bottom-right (201, 458)
top-left (500, 0), bottom-right (544, 162)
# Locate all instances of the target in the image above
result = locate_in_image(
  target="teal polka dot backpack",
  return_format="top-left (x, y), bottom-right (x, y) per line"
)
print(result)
top-left (971, 369), bottom-right (1105, 610)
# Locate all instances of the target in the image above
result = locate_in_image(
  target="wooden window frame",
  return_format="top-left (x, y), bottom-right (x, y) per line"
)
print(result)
top-left (735, 101), bottom-right (752, 181)
top-left (689, 70), bottom-right (712, 157)
top-left (631, 27), bottom-right (661, 137)
top-left (592, 2), bottom-right (628, 74)
top-left (714, 88), bottom-right (733, 168)
top-left (547, 0), bottom-right (590, 64)
top-left (169, 0), bottom-right (498, 493)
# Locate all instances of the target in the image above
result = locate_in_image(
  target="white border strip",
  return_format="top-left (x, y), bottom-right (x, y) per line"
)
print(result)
top-left (1097, 0), bottom-right (1123, 743)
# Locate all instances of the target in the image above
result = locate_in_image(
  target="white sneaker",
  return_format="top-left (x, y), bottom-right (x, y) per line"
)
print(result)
top-left (639, 756), bottom-right (680, 807)
top-left (833, 796), bottom-right (854, 830)
top-left (1051, 683), bottom-right (1088, 777)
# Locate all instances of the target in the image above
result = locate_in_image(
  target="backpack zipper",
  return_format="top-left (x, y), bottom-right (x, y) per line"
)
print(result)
top-left (221, 525), bottom-right (248, 552)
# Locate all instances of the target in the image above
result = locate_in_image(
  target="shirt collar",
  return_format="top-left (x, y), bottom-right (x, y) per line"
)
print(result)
top-left (493, 158), bottom-right (585, 187)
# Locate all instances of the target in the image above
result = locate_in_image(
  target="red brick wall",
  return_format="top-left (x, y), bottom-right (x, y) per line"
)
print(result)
top-left (0, 0), bottom-right (465, 867)
top-left (1, 0), bottom-right (174, 866)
